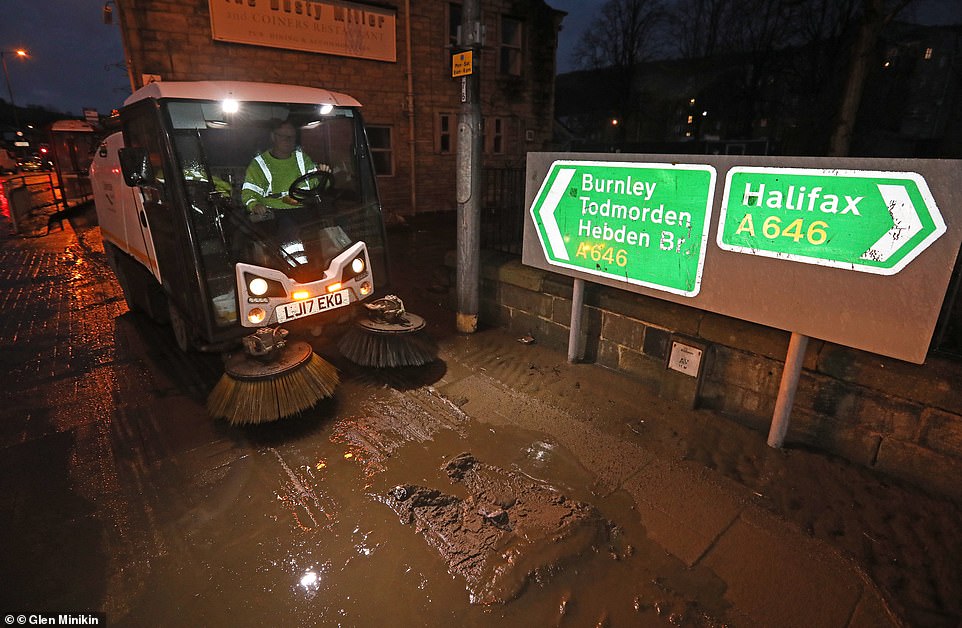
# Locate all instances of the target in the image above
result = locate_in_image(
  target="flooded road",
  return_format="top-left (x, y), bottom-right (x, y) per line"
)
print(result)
top-left (2, 206), bottom-right (958, 626)
top-left (0, 206), bottom-right (731, 626)
top-left (93, 363), bottom-right (731, 627)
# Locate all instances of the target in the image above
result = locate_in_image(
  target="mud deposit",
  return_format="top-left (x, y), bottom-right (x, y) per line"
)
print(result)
top-left (387, 452), bottom-right (609, 605)
top-left (317, 385), bottom-right (733, 627)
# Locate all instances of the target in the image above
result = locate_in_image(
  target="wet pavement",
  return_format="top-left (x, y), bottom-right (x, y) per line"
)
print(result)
top-left (1, 204), bottom-right (960, 626)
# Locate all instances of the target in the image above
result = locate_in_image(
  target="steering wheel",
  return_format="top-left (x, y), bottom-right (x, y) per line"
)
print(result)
top-left (288, 169), bottom-right (334, 203)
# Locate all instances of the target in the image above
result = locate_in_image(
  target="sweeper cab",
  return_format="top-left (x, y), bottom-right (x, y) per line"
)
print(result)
top-left (90, 81), bottom-right (389, 422)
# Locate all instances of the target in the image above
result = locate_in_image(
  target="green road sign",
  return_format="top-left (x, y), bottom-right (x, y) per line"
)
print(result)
top-left (529, 160), bottom-right (716, 297)
top-left (717, 167), bottom-right (946, 274)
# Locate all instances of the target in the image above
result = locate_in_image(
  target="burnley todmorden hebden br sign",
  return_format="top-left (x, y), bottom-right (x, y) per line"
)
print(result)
top-left (528, 161), bottom-right (716, 297)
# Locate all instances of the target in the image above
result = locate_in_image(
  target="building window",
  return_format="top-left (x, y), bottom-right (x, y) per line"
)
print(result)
top-left (367, 125), bottom-right (394, 176)
top-left (437, 113), bottom-right (456, 154)
top-left (486, 117), bottom-right (505, 154)
top-left (924, 47), bottom-right (933, 60)
top-left (500, 16), bottom-right (523, 76)
top-left (448, 3), bottom-right (462, 47)
top-left (492, 118), bottom-right (504, 154)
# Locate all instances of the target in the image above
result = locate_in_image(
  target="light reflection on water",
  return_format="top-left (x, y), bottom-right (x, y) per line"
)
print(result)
top-left (525, 440), bottom-right (556, 464)
top-left (254, 389), bottom-right (732, 627)
top-left (298, 568), bottom-right (319, 593)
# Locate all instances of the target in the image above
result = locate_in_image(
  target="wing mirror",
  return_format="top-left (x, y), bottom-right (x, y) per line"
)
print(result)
top-left (118, 147), bottom-right (155, 186)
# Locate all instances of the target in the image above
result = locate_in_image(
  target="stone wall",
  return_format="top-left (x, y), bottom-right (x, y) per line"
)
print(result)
top-left (469, 250), bottom-right (962, 502)
top-left (113, 0), bottom-right (563, 217)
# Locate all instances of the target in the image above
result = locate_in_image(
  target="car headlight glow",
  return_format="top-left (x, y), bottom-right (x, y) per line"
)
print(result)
top-left (247, 308), bottom-right (266, 324)
top-left (351, 257), bottom-right (365, 274)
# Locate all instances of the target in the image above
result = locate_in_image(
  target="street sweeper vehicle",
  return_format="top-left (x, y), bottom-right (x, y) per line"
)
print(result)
top-left (90, 80), bottom-right (415, 424)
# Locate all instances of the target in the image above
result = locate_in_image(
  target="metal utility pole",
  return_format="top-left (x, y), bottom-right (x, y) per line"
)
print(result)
top-left (1, 49), bottom-right (27, 132)
top-left (455, 0), bottom-right (482, 334)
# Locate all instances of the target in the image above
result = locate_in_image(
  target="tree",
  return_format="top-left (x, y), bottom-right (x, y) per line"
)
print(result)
top-left (828, 0), bottom-right (916, 156)
top-left (573, 0), bottom-right (668, 142)
top-left (668, 0), bottom-right (735, 59)
top-left (777, 0), bottom-right (860, 153)
top-left (666, 0), bottom-right (917, 153)
top-left (574, 0), bottom-right (667, 71)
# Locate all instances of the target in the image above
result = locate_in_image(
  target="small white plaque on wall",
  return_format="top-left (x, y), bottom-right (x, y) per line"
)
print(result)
top-left (668, 341), bottom-right (703, 377)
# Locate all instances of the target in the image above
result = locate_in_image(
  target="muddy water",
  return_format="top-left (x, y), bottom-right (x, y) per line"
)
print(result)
top-left (3, 207), bottom-right (952, 626)
top-left (199, 382), bottom-right (725, 626)
top-left (120, 375), bottom-right (731, 627)
top-left (2, 200), bottom-right (949, 627)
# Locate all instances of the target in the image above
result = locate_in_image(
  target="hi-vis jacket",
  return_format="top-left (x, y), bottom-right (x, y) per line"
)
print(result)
top-left (242, 148), bottom-right (316, 211)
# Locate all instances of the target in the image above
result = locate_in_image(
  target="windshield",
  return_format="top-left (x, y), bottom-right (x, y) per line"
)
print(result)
top-left (160, 100), bottom-right (387, 326)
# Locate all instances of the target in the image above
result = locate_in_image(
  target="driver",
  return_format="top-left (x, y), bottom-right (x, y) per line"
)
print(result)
top-left (241, 119), bottom-right (332, 222)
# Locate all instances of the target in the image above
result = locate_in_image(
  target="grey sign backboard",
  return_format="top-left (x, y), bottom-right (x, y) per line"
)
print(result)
top-left (522, 153), bottom-right (962, 364)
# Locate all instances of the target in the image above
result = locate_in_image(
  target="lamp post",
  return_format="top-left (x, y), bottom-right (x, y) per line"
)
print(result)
top-left (1, 48), bottom-right (28, 132)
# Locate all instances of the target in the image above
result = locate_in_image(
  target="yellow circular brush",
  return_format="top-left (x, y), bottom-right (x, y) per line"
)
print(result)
top-left (207, 340), bottom-right (338, 425)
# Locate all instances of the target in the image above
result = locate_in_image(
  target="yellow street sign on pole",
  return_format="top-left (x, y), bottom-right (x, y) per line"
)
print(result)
top-left (452, 50), bottom-right (473, 77)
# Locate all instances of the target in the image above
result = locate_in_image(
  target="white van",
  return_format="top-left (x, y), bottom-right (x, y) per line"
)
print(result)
top-left (0, 149), bottom-right (19, 174)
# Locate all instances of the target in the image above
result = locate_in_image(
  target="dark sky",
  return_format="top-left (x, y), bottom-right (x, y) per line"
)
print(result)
top-left (0, 0), bottom-right (958, 116)
top-left (549, 0), bottom-right (962, 73)
top-left (0, 1), bottom-right (128, 115)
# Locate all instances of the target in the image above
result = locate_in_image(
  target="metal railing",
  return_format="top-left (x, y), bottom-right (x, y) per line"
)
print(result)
top-left (0, 172), bottom-right (92, 235)
top-left (480, 166), bottom-right (526, 255)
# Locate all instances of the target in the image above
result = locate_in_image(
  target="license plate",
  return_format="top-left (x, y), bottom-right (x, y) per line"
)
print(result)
top-left (275, 289), bottom-right (350, 323)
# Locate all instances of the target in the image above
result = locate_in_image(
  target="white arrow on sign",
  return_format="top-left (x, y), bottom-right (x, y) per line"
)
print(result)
top-left (860, 184), bottom-right (923, 263)
top-left (538, 168), bottom-right (575, 261)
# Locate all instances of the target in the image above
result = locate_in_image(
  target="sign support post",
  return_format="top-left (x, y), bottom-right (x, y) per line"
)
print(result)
top-left (767, 331), bottom-right (810, 448)
top-left (567, 278), bottom-right (586, 363)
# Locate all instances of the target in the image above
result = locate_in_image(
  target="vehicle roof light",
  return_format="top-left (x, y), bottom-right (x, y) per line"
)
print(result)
top-left (222, 98), bottom-right (239, 114)
top-left (319, 104), bottom-right (334, 115)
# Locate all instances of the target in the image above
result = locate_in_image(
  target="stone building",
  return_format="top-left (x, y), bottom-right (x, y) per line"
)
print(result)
top-left (110, 0), bottom-right (565, 217)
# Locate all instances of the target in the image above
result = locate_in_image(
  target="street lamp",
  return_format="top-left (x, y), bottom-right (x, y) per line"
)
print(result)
top-left (1, 48), bottom-right (28, 132)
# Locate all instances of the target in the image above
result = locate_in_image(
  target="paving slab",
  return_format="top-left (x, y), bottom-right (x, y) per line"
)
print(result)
top-left (621, 457), bottom-right (746, 567)
top-left (702, 506), bottom-right (884, 628)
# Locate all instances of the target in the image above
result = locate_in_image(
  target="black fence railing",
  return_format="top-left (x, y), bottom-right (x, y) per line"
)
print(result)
top-left (480, 166), bottom-right (526, 255)
top-left (1, 172), bottom-right (93, 235)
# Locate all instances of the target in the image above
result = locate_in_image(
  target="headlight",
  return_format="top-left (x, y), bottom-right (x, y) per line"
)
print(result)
top-left (243, 273), bottom-right (286, 298)
top-left (247, 308), bottom-right (266, 324)
top-left (341, 254), bottom-right (369, 284)
top-left (249, 277), bottom-right (269, 296)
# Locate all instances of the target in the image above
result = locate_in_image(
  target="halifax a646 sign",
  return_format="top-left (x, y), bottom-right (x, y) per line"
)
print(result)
top-left (529, 160), bottom-right (716, 297)
top-left (717, 166), bottom-right (946, 274)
